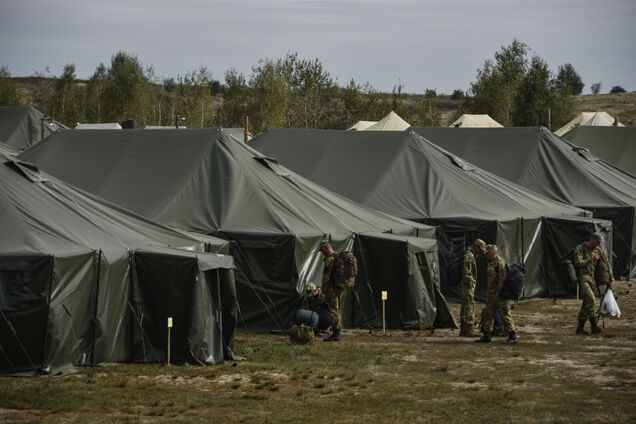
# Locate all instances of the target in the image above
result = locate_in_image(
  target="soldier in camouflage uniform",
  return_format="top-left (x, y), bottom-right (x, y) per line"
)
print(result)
top-left (476, 245), bottom-right (519, 344)
top-left (459, 239), bottom-right (486, 337)
top-left (574, 232), bottom-right (614, 335)
top-left (320, 240), bottom-right (344, 342)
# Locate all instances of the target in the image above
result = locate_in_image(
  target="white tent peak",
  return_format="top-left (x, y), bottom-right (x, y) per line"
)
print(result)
top-left (363, 111), bottom-right (411, 131)
top-left (555, 111), bottom-right (625, 136)
top-left (449, 114), bottom-right (503, 128)
top-left (348, 120), bottom-right (377, 131)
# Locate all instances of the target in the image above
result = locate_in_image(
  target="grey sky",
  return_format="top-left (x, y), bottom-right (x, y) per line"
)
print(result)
top-left (1, 0), bottom-right (635, 93)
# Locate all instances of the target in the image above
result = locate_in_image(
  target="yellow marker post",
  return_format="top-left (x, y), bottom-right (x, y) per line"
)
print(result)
top-left (167, 317), bottom-right (173, 366)
top-left (381, 291), bottom-right (388, 333)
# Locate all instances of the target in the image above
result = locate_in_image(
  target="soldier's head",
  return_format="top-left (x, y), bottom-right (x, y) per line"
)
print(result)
top-left (485, 244), bottom-right (498, 262)
top-left (306, 282), bottom-right (318, 296)
top-left (472, 239), bottom-right (486, 254)
top-left (319, 239), bottom-right (334, 256)
top-left (587, 232), bottom-right (603, 248)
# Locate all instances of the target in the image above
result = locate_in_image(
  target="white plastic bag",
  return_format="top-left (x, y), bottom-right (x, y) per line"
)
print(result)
top-left (599, 288), bottom-right (621, 319)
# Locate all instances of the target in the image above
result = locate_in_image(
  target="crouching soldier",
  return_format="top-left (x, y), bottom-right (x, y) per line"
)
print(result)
top-left (305, 282), bottom-right (332, 333)
top-left (574, 232), bottom-right (614, 335)
top-left (476, 245), bottom-right (519, 344)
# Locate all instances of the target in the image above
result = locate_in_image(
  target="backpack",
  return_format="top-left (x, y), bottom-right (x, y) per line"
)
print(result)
top-left (331, 251), bottom-right (358, 290)
top-left (290, 324), bottom-right (315, 344)
top-left (500, 262), bottom-right (526, 300)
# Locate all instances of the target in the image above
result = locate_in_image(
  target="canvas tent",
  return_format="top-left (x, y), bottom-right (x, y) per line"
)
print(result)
top-left (562, 127), bottom-right (636, 177)
top-left (0, 107), bottom-right (63, 150)
top-left (412, 127), bottom-right (636, 279)
top-left (0, 142), bottom-right (20, 156)
top-left (363, 111), bottom-right (411, 131)
top-left (348, 120), bottom-right (377, 131)
top-left (20, 128), bottom-right (453, 331)
top-left (0, 153), bottom-right (236, 374)
top-left (555, 111), bottom-right (624, 136)
top-left (250, 129), bottom-right (611, 299)
top-left (75, 123), bottom-right (122, 129)
top-left (449, 114), bottom-right (503, 128)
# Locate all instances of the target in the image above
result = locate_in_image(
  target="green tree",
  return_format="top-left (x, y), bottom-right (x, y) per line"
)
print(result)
top-left (554, 63), bottom-right (584, 95)
top-left (54, 63), bottom-right (83, 126)
top-left (0, 66), bottom-right (28, 106)
top-left (514, 56), bottom-right (552, 126)
top-left (174, 65), bottom-right (214, 128)
top-left (217, 69), bottom-right (251, 128)
top-left (465, 39), bottom-right (528, 126)
top-left (84, 63), bottom-right (107, 123)
top-left (609, 86), bottom-right (626, 94)
top-left (341, 79), bottom-right (365, 127)
top-left (590, 82), bottom-right (602, 94)
top-left (450, 89), bottom-right (465, 101)
top-left (102, 51), bottom-right (151, 125)
top-left (249, 59), bottom-right (289, 130)
top-left (31, 67), bottom-right (57, 119)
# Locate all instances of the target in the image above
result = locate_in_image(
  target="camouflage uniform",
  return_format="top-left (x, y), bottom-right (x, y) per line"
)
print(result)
top-left (322, 253), bottom-right (345, 330)
top-left (459, 250), bottom-right (477, 327)
top-left (574, 243), bottom-right (614, 321)
top-left (481, 256), bottom-right (516, 333)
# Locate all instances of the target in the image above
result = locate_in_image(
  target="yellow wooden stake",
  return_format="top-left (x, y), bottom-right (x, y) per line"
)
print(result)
top-left (381, 291), bottom-right (388, 333)
top-left (167, 317), bottom-right (173, 366)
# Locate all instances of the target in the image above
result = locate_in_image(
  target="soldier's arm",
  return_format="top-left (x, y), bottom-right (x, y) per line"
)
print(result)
top-left (498, 259), bottom-right (507, 286)
top-left (461, 255), bottom-right (474, 282)
top-left (573, 246), bottom-right (589, 269)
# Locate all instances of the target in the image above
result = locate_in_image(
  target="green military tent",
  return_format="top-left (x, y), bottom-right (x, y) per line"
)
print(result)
top-left (412, 127), bottom-right (636, 279)
top-left (19, 129), bottom-right (453, 331)
top-left (250, 129), bottom-right (612, 300)
top-left (0, 107), bottom-right (63, 150)
top-left (0, 153), bottom-right (237, 374)
top-left (562, 127), bottom-right (636, 177)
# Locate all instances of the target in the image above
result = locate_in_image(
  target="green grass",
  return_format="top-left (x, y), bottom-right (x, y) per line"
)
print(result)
top-left (1, 282), bottom-right (635, 423)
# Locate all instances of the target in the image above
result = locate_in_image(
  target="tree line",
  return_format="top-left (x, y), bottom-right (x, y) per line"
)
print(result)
top-left (0, 40), bottom-right (613, 131)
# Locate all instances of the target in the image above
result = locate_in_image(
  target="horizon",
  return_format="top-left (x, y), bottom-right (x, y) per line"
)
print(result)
top-left (1, 0), bottom-right (635, 94)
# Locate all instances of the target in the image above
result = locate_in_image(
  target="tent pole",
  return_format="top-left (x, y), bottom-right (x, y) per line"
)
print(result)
top-left (90, 250), bottom-right (102, 366)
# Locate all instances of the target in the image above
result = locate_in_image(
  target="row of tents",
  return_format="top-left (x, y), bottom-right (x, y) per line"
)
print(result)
top-left (1, 106), bottom-right (634, 375)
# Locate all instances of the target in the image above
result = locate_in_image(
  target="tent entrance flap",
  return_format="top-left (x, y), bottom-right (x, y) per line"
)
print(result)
top-left (0, 255), bottom-right (52, 374)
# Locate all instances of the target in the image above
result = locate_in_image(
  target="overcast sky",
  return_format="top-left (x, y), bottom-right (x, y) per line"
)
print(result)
top-left (1, 0), bottom-right (635, 93)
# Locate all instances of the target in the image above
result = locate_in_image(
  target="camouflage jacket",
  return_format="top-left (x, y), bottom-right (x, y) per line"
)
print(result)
top-left (461, 250), bottom-right (477, 285)
top-left (486, 256), bottom-right (507, 296)
top-left (574, 243), bottom-right (614, 282)
top-left (321, 253), bottom-right (337, 292)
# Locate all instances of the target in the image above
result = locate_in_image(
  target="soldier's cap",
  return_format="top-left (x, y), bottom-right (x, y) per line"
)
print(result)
top-left (485, 244), bottom-right (498, 253)
top-left (306, 282), bottom-right (317, 293)
top-left (320, 239), bottom-right (331, 249)
top-left (473, 239), bottom-right (486, 248)
top-left (590, 232), bottom-right (603, 241)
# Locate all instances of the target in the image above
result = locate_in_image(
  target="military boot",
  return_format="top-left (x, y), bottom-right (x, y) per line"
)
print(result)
top-left (463, 324), bottom-right (481, 337)
top-left (575, 319), bottom-right (589, 336)
top-left (590, 317), bottom-right (604, 335)
top-left (504, 331), bottom-right (519, 344)
top-left (324, 328), bottom-right (341, 342)
top-left (475, 331), bottom-right (492, 343)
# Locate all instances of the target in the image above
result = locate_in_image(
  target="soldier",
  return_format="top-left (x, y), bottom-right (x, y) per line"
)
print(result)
top-left (305, 282), bottom-right (332, 332)
top-left (459, 239), bottom-right (486, 337)
top-left (476, 245), bottom-right (519, 344)
top-left (320, 239), bottom-right (344, 342)
top-left (574, 232), bottom-right (614, 335)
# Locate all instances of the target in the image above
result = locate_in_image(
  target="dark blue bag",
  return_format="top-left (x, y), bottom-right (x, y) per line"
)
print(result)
top-left (501, 262), bottom-right (526, 300)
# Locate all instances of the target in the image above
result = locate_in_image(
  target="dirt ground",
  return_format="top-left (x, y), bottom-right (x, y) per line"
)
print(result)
top-left (1, 281), bottom-right (635, 423)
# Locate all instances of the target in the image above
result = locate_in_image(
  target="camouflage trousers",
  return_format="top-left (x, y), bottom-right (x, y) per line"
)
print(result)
top-left (324, 288), bottom-right (346, 330)
top-left (459, 279), bottom-right (477, 326)
top-left (482, 294), bottom-right (516, 333)
top-left (578, 277), bottom-right (598, 321)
